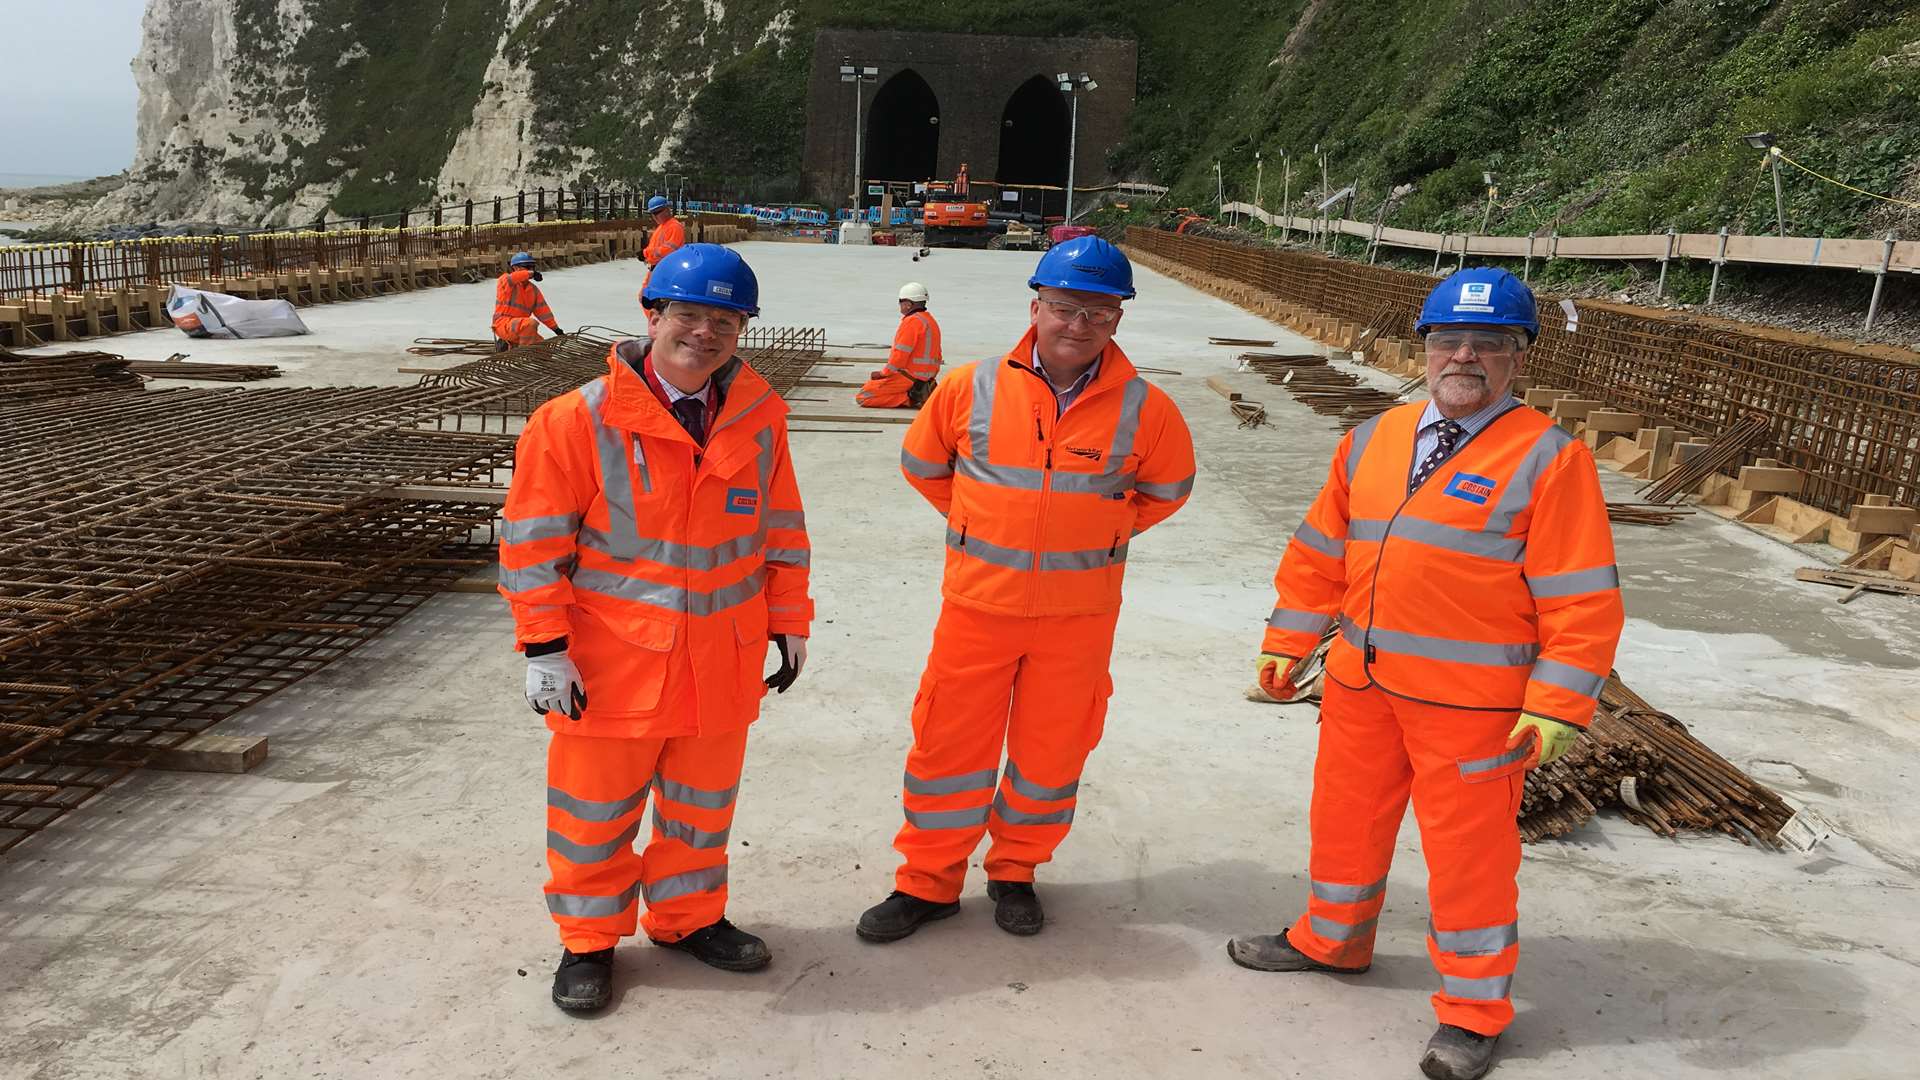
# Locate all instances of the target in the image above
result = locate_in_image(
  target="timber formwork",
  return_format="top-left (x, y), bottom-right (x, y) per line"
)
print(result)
top-left (1126, 227), bottom-right (1920, 516)
top-left (0, 327), bottom-right (824, 855)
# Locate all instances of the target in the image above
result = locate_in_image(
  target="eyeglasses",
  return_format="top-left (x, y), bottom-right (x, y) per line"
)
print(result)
top-left (1039, 299), bottom-right (1123, 327)
top-left (1425, 330), bottom-right (1524, 357)
top-left (664, 304), bottom-right (747, 334)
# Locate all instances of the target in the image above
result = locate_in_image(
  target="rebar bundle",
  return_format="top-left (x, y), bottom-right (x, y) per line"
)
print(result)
top-left (126, 359), bottom-right (283, 382)
top-left (1606, 502), bottom-right (1693, 526)
top-left (1243, 352), bottom-right (1404, 430)
top-left (1638, 414), bottom-right (1771, 505)
top-left (1, 349), bottom-right (144, 401)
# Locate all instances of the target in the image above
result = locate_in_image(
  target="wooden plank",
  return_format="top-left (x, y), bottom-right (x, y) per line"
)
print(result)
top-left (148, 733), bottom-right (268, 774)
top-left (1795, 567), bottom-right (1920, 598)
top-left (1847, 505), bottom-right (1917, 536)
top-left (1890, 543), bottom-right (1920, 583)
top-left (1737, 465), bottom-right (1804, 494)
top-left (1585, 410), bottom-right (1644, 434)
top-left (1205, 376), bottom-right (1244, 401)
top-left (1549, 398), bottom-right (1601, 421)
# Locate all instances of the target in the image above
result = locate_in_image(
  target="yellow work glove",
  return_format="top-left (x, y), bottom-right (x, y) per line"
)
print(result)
top-left (1508, 712), bottom-right (1581, 767)
top-left (1256, 652), bottom-right (1298, 698)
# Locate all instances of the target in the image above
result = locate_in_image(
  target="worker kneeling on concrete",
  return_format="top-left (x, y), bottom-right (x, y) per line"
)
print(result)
top-left (857, 236), bottom-right (1196, 942)
top-left (498, 243), bottom-right (814, 1014)
top-left (493, 252), bottom-right (564, 350)
top-left (637, 195), bottom-right (687, 302)
top-left (1230, 267), bottom-right (1624, 1080)
top-left (856, 282), bottom-right (944, 408)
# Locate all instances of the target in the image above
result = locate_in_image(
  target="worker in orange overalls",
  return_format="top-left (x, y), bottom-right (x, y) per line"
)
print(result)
top-left (954, 163), bottom-right (970, 198)
top-left (492, 252), bottom-right (562, 350)
top-left (856, 282), bottom-right (943, 408)
top-left (499, 243), bottom-right (813, 1015)
top-left (637, 195), bottom-right (688, 302)
top-left (856, 236), bottom-right (1195, 943)
top-left (1229, 267), bottom-right (1624, 1080)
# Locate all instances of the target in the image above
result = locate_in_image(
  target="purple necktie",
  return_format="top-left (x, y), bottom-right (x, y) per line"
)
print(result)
top-left (1411, 420), bottom-right (1465, 491)
top-left (671, 396), bottom-right (707, 446)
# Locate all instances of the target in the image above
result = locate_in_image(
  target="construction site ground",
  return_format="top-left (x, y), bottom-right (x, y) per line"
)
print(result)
top-left (4, 243), bottom-right (1918, 1079)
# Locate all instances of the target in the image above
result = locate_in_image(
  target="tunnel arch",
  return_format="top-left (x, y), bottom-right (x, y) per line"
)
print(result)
top-left (996, 75), bottom-right (1071, 187)
top-left (863, 69), bottom-right (941, 187)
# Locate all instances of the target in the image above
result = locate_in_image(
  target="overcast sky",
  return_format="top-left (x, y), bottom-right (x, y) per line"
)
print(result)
top-left (3, 0), bottom-right (145, 180)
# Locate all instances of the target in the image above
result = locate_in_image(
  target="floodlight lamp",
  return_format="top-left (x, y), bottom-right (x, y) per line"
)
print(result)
top-left (1482, 171), bottom-right (1494, 186)
top-left (1084, 79), bottom-right (1097, 91)
top-left (1741, 131), bottom-right (1775, 149)
top-left (861, 66), bottom-right (877, 77)
top-left (1056, 72), bottom-right (1070, 82)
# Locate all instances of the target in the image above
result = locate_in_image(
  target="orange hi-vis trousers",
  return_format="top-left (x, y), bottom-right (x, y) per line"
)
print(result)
top-left (892, 603), bottom-right (1120, 902)
top-left (544, 726), bottom-right (749, 952)
top-left (1287, 677), bottom-right (1528, 1036)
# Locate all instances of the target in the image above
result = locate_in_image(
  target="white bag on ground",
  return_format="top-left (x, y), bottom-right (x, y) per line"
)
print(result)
top-left (165, 285), bottom-right (311, 339)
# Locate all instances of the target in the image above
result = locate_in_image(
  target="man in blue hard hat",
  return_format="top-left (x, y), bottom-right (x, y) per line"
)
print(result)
top-left (856, 235), bottom-right (1196, 943)
top-left (1232, 266), bottom-right (1622, 1080)
top-left (499, 242), bottom-right (815, 1013)
top-left (639, 195), bottom-right (687, 301)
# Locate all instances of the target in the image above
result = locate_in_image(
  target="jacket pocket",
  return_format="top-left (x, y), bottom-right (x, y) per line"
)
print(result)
top-left (570, 605), bottom-right (677, 715)
top-left (736, 605), bottom-right (770, 703)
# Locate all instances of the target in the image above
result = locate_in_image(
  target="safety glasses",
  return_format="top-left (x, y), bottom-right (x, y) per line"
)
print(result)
top-left (1425, 330), bottom-right (1524, 357)
top-left (1039, 299), bottom-right (1123, 327)
top-left (665, 304), bottom-right (747, 334)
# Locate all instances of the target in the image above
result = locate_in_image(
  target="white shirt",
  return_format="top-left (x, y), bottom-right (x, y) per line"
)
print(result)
top-left (1412, 395), bottom-right (1518, 466)
top-left (1032, 346), bottom-right (1101, 416)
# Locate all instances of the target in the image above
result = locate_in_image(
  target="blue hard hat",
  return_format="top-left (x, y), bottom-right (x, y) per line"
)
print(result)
top-left (642, 243), bottom-right (760, 315)
top-left (646, 196), bottom-right (671, 214)
top-left (509, 251), bottom-right (535, 268)
top-left (1028, 235), bottom-right (1136, 299)
top-left (1416, 267), bottom-right (1539, 341)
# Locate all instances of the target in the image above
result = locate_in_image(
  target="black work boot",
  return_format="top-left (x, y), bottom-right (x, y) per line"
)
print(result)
top-left (1225, 928), bottom-right (1370, 974)
top-left (985, 880), bottom-right (1044, 936)
top-left (551, 947), bottom-right (614, 1013)
top-left (652, 917), bottom-right (771, 972)
top-left (1420, 1024), bottom-right (1500, 1080)
top-left (856, 890), bottom-right (961, 942)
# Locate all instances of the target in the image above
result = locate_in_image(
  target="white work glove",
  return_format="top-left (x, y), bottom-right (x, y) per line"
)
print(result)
top-left (766, 634), bottom-right (808, 694)
top-left (526, 651), bottom-right (588, 720)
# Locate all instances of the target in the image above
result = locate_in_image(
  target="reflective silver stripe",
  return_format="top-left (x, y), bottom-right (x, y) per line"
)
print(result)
top-left (901, 448), bottom-right (955, 480)
top-left (765, 509), bottom-right (806, 530)
top-left (571, 567), bottom-right (764, 615)
top-left (967, 360), bottom-right (997, 460)
top-left (1440, 974), bottom-right (1513, 1001)
top-left (500, 513), bottom-right (581, 545)
top-left (904, 804), bottom-right (992, 829)
top-left (1106, 377), bottom-right (1149, 465)
top-left (1457, 743), bottom-right (1533, 778)
top-left (903, 767), bottom-right (998, 796)
top-left (1345, 414), bottom-right (1383, 485)
top-left (652, 808), bottom-right (730, 849)
top-left (547, 882), bottom-right (640, 919)
top-left (1310, 876), bottom-right (1386, 904)
top-left (1268, 608), bottom-right (1335, 635)
top-left (1530, 658), bottom-right (1607, 698)
top-left (991, 792), bottom-right (1075, 826)
top-left (499, 556), bottom-right (570, 593)
top-left (764, 547), bottom-right (810, 567)
top-left (1292, 520), bottom-right (1345, 559)
top-left (1038, 543), bottom-right (1126, 571)
top-left (642, 865), bottom-right (728, 903)
top-left (1050, 469), bottom-right (1136, 497)
top-left (1527, 565), bottom-right (1619, 599)
top-left (653, 775), bottom-right (738, 810)
top-left (1309, 914), bottom-right (1378, 942)
top-left (547, 781), bottom-right (650, 823)
top-left (1005, 759), bottom-right (1079, 801)
top-left (547, 821), bottom-right (642, 865)
top-left (1136, 473), bottom-right (1194, 501)
top-left (1485, 423), bottom-right (1575, 536)
top-left (1429, 919), bottom-right (1518, 957)
top-left (578, 527), bottom-right (763, 571)
top-left (580, 379), bottom-right (643, 560)
top-left (884, 363), bottom-right (912, 376)
top-left (1351, 516), bottom-right (1525, 562)
top-left (946, 527), bottom-right (1034, 570)
top-left (633, 436), bottom-right (651, 494)
top-left (956, 456), bottom-right (1045, 490)
top-left (1342, 614), bottom-right (1539, 667)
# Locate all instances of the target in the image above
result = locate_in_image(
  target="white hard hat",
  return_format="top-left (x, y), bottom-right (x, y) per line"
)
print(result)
top-left (898, 282), bottom-right (930, 303)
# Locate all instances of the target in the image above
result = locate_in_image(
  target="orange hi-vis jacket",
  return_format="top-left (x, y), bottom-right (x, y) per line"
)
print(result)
top-left (899, 327), bottom-right (1196, 617)
top-left (498, 340), bottom-right (813, 738)
top-left (643, 217), bottom-right (687, 267)
top-left (888, 310), bottom-right (943, 382)
top-left (493, 269), bottom-right (559, 341)
top-left (1263, 400), bottom-right (1623, 727)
